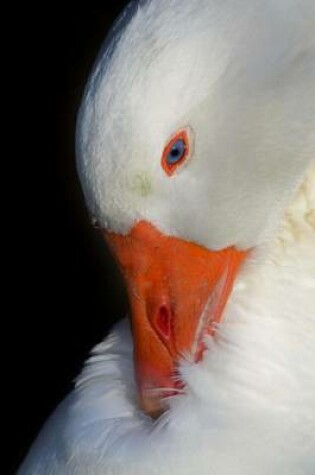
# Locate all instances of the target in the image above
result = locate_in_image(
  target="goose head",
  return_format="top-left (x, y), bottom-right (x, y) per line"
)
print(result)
top-left (76, 0), bottom-right (315, 417)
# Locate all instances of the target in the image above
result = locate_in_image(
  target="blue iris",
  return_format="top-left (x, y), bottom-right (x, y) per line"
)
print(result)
top-left (167, 139), bottom-right (186, 165)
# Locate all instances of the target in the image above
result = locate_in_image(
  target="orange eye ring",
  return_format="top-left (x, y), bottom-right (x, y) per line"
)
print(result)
top-left (161, 129), bottom-right (190, 176)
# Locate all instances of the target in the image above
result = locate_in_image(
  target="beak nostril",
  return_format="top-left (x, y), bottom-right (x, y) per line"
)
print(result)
top-left (155, 304), bottom-right (172, 341)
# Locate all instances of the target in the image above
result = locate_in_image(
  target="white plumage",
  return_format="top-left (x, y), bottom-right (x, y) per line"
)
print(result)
top-left (20, 1), bottom-right (315, 474)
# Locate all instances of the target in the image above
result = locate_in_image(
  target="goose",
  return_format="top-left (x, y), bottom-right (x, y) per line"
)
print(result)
top-left (19, 0), bottom-right (315, 474)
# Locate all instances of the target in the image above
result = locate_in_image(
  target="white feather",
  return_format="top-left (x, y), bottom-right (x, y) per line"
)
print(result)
top-left (77, 0), bottom-right (315, 249)
top-left (20, 0), bottom-right (315, 473)
top-left (19, 167), bottom-right (315, 475)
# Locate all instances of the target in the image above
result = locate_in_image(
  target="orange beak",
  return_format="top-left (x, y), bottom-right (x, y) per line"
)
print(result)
top-left (103, 221), bottom-right (247, 418)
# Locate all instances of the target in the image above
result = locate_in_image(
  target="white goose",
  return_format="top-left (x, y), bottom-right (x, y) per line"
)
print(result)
top-left (20, 0), bottom-right (315, 474)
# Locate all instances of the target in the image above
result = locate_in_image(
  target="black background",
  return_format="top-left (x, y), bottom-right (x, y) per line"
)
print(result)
top-left (7, 1), bottom-right (130, 472)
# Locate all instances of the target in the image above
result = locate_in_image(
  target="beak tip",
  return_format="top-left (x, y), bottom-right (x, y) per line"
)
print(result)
top-left (139, 392), bottom-right (166, 420)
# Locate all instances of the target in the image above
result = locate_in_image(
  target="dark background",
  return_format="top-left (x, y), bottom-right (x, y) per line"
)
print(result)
top-left (7, 1), bottom-right (130, 472)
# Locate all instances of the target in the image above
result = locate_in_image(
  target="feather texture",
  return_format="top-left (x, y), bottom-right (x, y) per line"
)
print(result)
top-left (20, 164), bottom-right (315, 474)
top-left (19, 0), bottom-right (315, 472)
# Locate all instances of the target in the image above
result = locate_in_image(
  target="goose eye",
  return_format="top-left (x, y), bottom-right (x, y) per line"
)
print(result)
top-left (168, 139), bottom-right (185, 164)
top-left (162, 130), bottom-right (190, 176)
